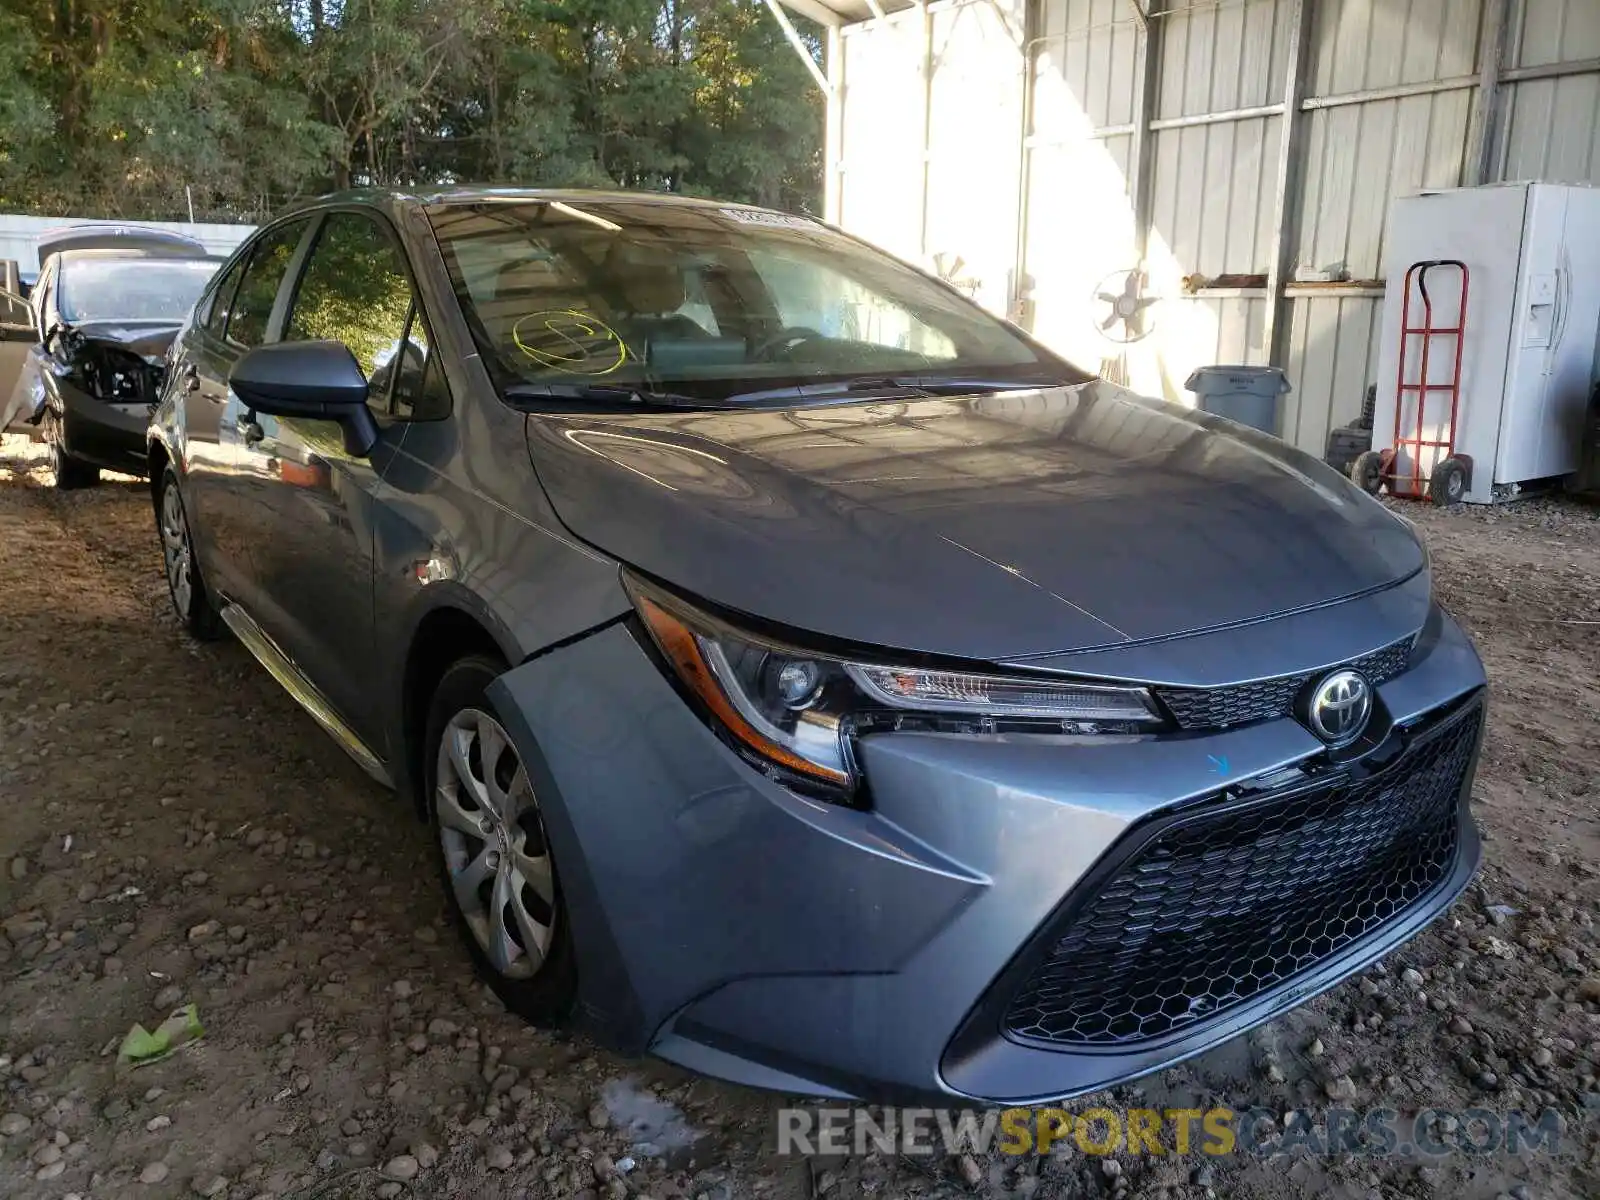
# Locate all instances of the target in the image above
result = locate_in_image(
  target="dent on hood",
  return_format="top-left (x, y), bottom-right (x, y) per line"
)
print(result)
top-left (65, 321), bottom-right (183, 361)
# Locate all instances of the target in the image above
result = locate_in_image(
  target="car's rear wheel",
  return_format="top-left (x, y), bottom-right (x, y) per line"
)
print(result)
top-left (424, 656), bottom-right (576, 1023)
top-left (156, 468), bottom-right (224, 640)
top-left (44, 411), bottom-right (99, 490)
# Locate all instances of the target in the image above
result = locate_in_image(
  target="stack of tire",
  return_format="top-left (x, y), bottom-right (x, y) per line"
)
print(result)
top-left (1323, 385), bottom-right (1377, 478)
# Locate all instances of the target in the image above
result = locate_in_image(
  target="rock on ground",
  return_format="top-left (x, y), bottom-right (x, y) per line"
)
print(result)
top-left (0, 441), bottom-right (1597, 1200)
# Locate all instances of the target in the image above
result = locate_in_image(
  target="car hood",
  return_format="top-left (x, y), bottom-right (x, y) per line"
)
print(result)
top-left (36, 225), bottom-right (207, 262)
top-left (523, 380), bottom-right (1425, 661)
top-left (63, 320), bottom-right (183, 360)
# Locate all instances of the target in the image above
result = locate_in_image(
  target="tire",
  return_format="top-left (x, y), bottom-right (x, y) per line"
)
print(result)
top-left (1350, 449), bottom-right (1385, 495)
top-left (155, 467), bottom-right (225, 640)
top-left (423, 655), bottom-right (577, 1024)
top-left (44, 412), bottom-right (99, 489)
top-left (1429, 456), bottom-right (1467, 507)
top-left (1357, 383), bottom-right (1377, 432)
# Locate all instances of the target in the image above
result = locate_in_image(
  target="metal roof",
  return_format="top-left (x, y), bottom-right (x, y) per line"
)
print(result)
top-left (778, 0), bottom-right (920, 27)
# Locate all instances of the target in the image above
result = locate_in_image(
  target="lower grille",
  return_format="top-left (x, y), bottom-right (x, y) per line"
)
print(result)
top-left (1003, 698), bottom-right (1481, 1049)
top-left (1157, 637), bottom-right (1414, 731)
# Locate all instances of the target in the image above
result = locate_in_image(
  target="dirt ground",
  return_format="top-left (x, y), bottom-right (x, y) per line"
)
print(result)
top-left (1, 430), bottom-right (1597, 1200)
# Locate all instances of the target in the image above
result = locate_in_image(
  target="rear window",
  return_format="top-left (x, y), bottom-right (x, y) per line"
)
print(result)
top-left (57, 258), bottom-right (219, 324)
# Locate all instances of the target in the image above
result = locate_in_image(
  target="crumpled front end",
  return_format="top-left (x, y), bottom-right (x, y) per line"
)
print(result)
top-left (32, 323), bottom-right (178, 475)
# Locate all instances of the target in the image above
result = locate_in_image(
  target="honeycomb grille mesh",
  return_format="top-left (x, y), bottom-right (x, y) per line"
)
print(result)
top-left (1002, 700), bottom-right (1480, 1048)
top-left (1157, 638), bottom-right (1414, 731)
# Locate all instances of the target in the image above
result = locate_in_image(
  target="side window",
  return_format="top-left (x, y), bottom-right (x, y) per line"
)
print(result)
top-left (285, 212), bottom-right (444, 419)
top-left (389, 309), bottom-right (450, 421)
top-left (226, 219), bottom-right (309, 348)
top-left (202, 254), bottom-right (249, 336)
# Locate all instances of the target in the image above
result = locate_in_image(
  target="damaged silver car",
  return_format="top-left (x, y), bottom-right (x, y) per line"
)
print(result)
top-left (2, 226), bottom-right (221, 487)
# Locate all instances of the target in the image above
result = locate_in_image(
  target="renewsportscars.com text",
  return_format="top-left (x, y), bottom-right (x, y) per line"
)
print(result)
top-left (775, 1106), bottom-right (1569, 1160)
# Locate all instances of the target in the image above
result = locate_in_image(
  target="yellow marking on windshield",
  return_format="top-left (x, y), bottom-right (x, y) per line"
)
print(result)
top-left (512, 310), bottom-right (629, 376)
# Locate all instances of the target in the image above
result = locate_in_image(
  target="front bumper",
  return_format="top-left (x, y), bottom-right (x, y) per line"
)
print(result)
top-left (487, 602), bottom-right (1486, 1104)
top-left (54, 378), bottom-right (151, 475)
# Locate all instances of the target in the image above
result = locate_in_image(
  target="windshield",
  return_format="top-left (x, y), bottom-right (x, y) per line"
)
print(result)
top-left (57, 257), bottom-right (218, 324)
top-left (428, 199), bottom-right (1082, 403)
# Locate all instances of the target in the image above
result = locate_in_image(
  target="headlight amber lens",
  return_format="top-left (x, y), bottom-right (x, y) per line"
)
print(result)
top-left (634, 594), bottom-right (854, 789)
top-left (628, 575), bottom-right (1164, 799)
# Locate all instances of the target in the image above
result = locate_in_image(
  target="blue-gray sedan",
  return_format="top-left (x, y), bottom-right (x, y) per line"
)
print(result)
top-left (147, 187), bottom-right (1486, 1104)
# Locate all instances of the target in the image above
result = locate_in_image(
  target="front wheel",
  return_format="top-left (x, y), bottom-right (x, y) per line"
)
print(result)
top-left (44, 412), bottom-right (98, 490)
top-left (424, 656), bottom-right (577, 1023)
top-left (156, 468), bottom-right (224, 640)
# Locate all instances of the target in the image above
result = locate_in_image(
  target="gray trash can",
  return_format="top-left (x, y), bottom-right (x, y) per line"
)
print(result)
top-left (1184, 365), bottom-right (1292, 435)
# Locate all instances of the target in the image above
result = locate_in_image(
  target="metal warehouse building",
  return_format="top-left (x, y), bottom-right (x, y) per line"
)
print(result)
top-left (771, 0), bottom-right (1600, 460)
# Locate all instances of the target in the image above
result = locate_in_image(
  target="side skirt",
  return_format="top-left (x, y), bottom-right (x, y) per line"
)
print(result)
top-left (219, 603), bottom-right (393, 789)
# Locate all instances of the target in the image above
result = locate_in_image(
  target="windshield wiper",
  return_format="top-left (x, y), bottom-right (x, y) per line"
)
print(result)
top-left (840, 375), bottom-right (1054, 395)
top-left (503, 382), bottom-right (705, 408)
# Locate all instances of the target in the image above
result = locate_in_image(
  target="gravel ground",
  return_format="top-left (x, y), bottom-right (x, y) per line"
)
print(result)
top-left (1, 430), bottom-right (1598, 1200)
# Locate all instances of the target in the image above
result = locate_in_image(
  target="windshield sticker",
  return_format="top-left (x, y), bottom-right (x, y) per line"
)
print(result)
top-left (718, 208), bottom-right (816, 230)
top-left (512, 310), bottom-right (628, 376)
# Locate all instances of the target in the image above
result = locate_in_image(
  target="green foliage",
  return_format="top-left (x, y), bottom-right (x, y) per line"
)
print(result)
top-left (0, 0), bottom-right (823, 221)
top-left (287, 213), bottom-right (415, 377)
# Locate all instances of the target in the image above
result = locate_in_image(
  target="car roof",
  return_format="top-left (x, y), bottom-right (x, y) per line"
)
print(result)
top-left (274, 185), bottom-right (793, 223)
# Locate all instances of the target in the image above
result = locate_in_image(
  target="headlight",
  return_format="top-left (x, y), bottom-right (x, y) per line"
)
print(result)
top-left (627, 574), bottom-right (1164, 802)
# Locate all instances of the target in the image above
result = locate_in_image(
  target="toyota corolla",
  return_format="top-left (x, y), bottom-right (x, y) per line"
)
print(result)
top-left (147, 188), bottom-right (1486, 1104)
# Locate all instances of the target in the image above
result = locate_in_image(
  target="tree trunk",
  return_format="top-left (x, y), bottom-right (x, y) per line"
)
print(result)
top-left (668, 0), bottom-right (684, 192)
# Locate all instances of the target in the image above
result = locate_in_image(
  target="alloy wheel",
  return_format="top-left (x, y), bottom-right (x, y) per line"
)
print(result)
top-left (435, 708), bottom-right (558, 980)
top-left (159, 483), bottom-right (194, 614)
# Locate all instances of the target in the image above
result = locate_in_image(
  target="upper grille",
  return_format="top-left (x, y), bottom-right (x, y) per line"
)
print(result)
top-left (1002, 698), bottom-right (1480, 1049)
top-left (1157, 637), bottom-right (1414, 731)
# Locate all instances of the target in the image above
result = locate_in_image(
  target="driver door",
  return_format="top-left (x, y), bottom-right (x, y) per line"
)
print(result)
top-left (244, 210), bottom-right (445, 745)
top-left (0, 263), bottom-right (35, 431)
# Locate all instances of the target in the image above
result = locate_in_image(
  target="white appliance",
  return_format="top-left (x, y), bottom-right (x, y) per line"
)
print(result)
top-left (1374, 182), bottom-right (1600, 504)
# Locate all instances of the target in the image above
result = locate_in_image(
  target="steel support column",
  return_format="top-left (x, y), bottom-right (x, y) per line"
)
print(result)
top-left (825, 25), bottom-right (845, 223)
top-left (1466, 0), bottom-right (1510, 186)
top-left (1010, 0), bottom-right (1037, 324)
top-left (918, 0), bottom-right (935, 261)
top-left (763, 0), bottom-right (833, 96)
top-left (1129, 0), bottom-right (1165, 268)
top-left (1263, 0), bottom-right (1313, 369)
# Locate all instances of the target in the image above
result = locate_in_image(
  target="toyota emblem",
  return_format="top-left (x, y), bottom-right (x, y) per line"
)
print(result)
top-left (1305, 669), bottom-right (1372, 747)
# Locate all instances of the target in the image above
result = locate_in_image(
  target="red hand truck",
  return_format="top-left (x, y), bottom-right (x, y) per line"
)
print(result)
top-left (1352, 259), bottom-right (1472, 505)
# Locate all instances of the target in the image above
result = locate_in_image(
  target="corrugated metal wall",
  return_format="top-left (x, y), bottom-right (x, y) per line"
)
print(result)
top-left (830, 0), bottom-right (1600, 460)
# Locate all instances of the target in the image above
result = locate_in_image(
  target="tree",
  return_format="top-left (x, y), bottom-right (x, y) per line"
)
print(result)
top-left (0, 0), bottom-right (824, 220)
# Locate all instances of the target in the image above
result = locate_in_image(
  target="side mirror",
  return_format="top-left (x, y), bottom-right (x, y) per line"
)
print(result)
top-left (230, 340), bottom-right (378, 456)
